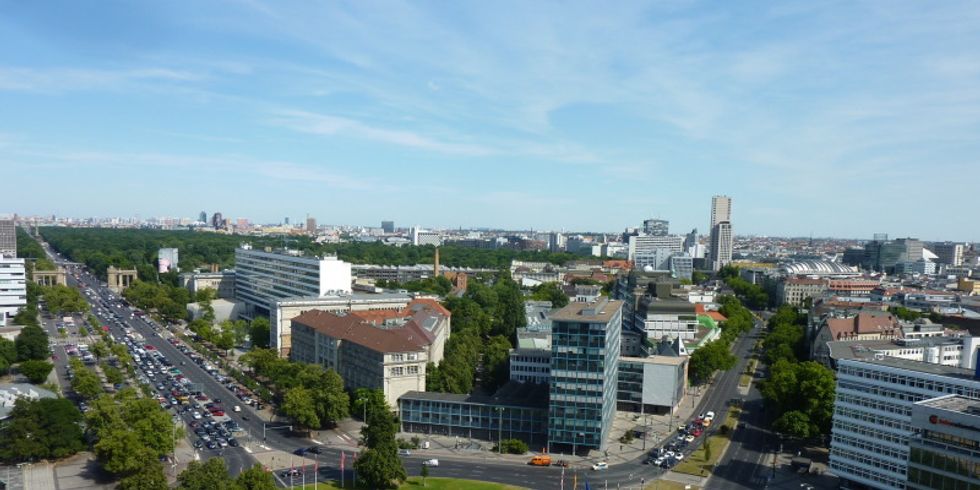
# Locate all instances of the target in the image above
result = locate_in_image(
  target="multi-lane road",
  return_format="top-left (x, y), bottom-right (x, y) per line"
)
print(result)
top-left (39, 238), bottom-right (779, 489)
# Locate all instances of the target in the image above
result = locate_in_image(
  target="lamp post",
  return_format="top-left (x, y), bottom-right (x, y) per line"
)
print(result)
top-left (494, 407), bottom-right (504, 454)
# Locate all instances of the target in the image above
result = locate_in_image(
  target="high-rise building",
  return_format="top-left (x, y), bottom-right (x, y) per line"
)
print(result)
top-left (306, 216), bottom-right (317, 234)
top-left (548, 232), bottom-right (566, 253)
top-left (710, 195), bottom-right (731, 228)
top-left (642, 219), bottom-right (669, 237)
top-left (158, 248), bottom-right (179, 273)
top-left (829, 357), bottom-right (980, 489)
top-left (709, 222), bottom-right (732, 271)
top-left (381, 221), bottom-right (395, 234)
top-left (198, 211), bottom-right (207, 224)
top-left (932, 242), bottom-right (964, 266)
top-left (0, 256), bottom-right (26, 326)
top-left (709, 196), bottom-right (733, 271)
top-left (411, 227), bottom-right (442, 246)
top-left (211, 212), bottom-right (224, 230)
top-left (683, 228), bottom-right (698, 251)
top-left (628, 235), bottom-right (683, 269)
top-left (0, 219), bottom-right (15, 258)
top-left (548, 299), bottom-right (623, 453)
top-left (285, 217), bottom-right (290, 226)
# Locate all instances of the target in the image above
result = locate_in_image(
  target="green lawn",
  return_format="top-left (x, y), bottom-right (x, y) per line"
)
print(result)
top-left (738, 374), bottom-right (751, 387)
top-left (645, 480), bottom-right (700, 490)
top-left (301, 477), bottom-right (526, 489)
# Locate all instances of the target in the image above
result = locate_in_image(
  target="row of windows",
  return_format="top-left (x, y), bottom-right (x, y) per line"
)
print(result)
top-left (834, 405), bottom-right (911, 432)
top-left (837, 392), bottom-right (912, 417)
top-left (910, 447), bottom-right (980, 479)
top-left (833, 419), bottom-right (907, 446)
top-left (832, 433), bottom-right (907, 461)
top-left (838, 381), bottom-right (922, 403)
top-left (839, 365), bottom-right (980, 399)
top-left (908, 466), bottom-right (980, 490)
top-left (833, 446), bottom-right (907, 476)
top-left (390, 353), bottom-right (419, 362)
top-left (830, 459), bottom-right (905, 489)
top-left (922, 429), bottom-right (980, 454)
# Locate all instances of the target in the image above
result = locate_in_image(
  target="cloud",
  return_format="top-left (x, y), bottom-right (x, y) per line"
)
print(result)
top-left (0, 66), bottom-right (203, 93)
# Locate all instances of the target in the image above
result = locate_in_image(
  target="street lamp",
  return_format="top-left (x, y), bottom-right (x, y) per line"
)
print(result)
top-left (494, 407), bottom-right (504, 454)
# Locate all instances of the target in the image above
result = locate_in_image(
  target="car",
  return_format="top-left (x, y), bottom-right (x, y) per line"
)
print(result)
top-left (422, 459), bottom-right (439, 467)
top-left (228, 438), bottom-right (239, 447)
top-left (280, 469), bottom-right (301, 479)
top-left (398, 449), bottom-right (412, 456)
top-left (591, 462), bottom-right (608, 471)
top-left (217, 438), bottom-right (228, 448)
top-left (241, 415), bottom-right (250, 421)
top-left (674, 453), bottom-right (685, 461)
top-left (684, 435), bottom-right (696, 443)
top-left (308, 446), bottom-right (325, 454)
top-left (206, 441), bottom-right (218, 450)
top-left (294, 448), bottom-right (308, 456)
top-left (212, 410), bottom-right (225, 417)
top-left (193, 440), bottom-right (204, 449)
top-left (192, 411), bottom-right (202, 420)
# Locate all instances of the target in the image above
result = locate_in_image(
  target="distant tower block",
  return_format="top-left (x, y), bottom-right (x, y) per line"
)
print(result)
top-left (106, 266), bottom-right (138, 293)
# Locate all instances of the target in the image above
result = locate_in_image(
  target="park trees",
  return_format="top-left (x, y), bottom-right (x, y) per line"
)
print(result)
top-left (688, 339), bottom-right (737, 385)
top-left (88, 389), bottom-right (181, 477)
top-left (529, 282), bottom-right (569, 307)
top-left (15, 324), bottom-right (50, 361)
top-left (41, 284), bottom-right (90, 315)
top-left (69, 359), bottom-right (103, 400)
top-left (18, 359), bottom-right (53, 384)
top-left (249, 316), bottom-right (271, 348)
top-left (355, 397), bottom-right (406, 489)
top-left (0, 397), bottom-right (84, 462)
top-left (760, 360), bottom-right (836, 439)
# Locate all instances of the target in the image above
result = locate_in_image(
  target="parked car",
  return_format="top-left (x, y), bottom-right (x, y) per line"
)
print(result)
top-left (398, 449), bottom-right (412, 456)
top-left (422, 459), bottom-right (439, 467)
top-left (591, 462), bottom-right (608, 471)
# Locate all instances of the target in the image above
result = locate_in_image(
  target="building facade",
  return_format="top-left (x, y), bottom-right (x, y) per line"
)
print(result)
top-left (642, 219), bottom-right (669, 237)
top-left (932, 242), bottom-right (964, 267)
top-left (617, 356), bottom-right (687, 414)
top-left (0, 219), bottom-right (14, 258)
top-left (709, 221), bottom-right (733, 272)
top-left (778, 277), bottom-right (829, 306)
top-left (0, 257), bottom-right (26, 326)
top-left (907, 395), bottom-right (980, 490)
top-left (158, 247), bottom-right (179, 273)
top-left (180, 270), bottom-right (237, 299)
top-left (548, 299), bottom-right (623, 453)
top-left (234, 245), bottom-right (352, 319)
top-left (829, 357), bottom-right (980, 489)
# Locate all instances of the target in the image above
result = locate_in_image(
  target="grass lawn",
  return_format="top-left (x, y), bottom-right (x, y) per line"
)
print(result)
top-left (299, 477), bottom-right (526, 489)
top-left (738, 374), bottom-right (751, 387)
top-left (672, 409), bottom-right (740, 477)
top-left (645, 480), bottom-right (701, 490)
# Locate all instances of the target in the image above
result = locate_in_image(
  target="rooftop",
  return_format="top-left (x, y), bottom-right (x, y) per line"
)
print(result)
top-left (827, 335), bottom-right (971, 361)
top-left (292, 299), bottom-right (450, 353)
top-left (399, 381), bottom-right (549, 410)
top-left (916, 394), bottom-right (980, 415)
top-left (550, 299), bottom-right (623, 323)
top-left (846, 357), bottom-right (980, 382)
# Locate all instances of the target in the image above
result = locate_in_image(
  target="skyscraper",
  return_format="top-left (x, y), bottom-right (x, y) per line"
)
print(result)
top-left (198, 211), bottom-right (207, 224)
top-left (306, 216), bottom-right (317, 234)
top-left (642, 218), bottom-right (669, 236)
top-left (211, 212), bottom-right (223, 230)
top-left (381, 220), bottom-right (395, 234)
top-left (0, 219), bottom-right (15, 258)
top-left (932, 242), bottom-right (964, 266)
top-left (709, 196), bottom-right (733, 271)
top-left (548, 299), bottom-right (623, 453)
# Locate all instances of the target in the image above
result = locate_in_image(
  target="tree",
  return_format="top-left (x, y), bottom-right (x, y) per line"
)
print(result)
top-left (70, 361), bottom-right (103, 400)
top-left (102, 363), bottom-right (124, 385)
top-left (236, 464), bottom-right (277, 490)
top-left (354, 447), bottom-right (406, 490)
top-left (352, 388), bottom-right (387, 420)
top-left (41, 284), bottom-right (90, 315)
top-left (313, 368), bottom-right (350, 426)
top-left (759, 360), bottom-right (836, 438)
top-left (249, 317), bottom-right (271, 349)
top-left (118, 462), bottom-right (169, 490)
top-left (420, 463), bottom-right (429, 487)
top-left (0, 337), bottom-right (18, 364)
top-left (0, 398), bottom-right (84, 463)
top-left (19, 359), bottom-right (53, 384)
top-left (688, 340), bottom-right (737, 385)
top-left (530, 282), bottom-right (569, 307)
top-left (95, 428), bottom-right (156, 475)
top-left (177, 458), bottom-right (237, 490)
top-left (281, 386), bottom-right (319, 430)
top-left (494, 439), bottom-right (529, 454)
top-left (482, 335), bottom-right (512, 392)
top-left (692, 270), bottom-right (709, 284)
top-left (773, 410), bottom-right (814, 439)
top-left (15, 325), bottom-right (50, 361)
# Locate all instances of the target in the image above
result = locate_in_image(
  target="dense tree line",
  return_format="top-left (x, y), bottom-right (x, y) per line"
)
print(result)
top-left (122, 280), bottom-right (192, 322)
top-left (239, 349), bottom-right (350, 429)
top-left (40, 227), bottom-right (580, 278)
top-left (175, 459), bottom-right (275, 490)
top-left (426, 273), bottom-right (526, 394)
top-left (42, 284), bottom-right (90, 315)
top-left (529, 282), bottom-right (569, 307)
top-left (16, 227), bottom-right (56, 271)
top-left (0, 398), bottom-right (85, 462)
top-left (758, 305), bottom-right (836, 440)
top-left (718, 265), bottom-right (770, 309)
top-left (687, 295), bottom-right (754, 385)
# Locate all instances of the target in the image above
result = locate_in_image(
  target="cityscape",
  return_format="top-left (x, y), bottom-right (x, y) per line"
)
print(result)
top-left (3, 3), bottom-right (980, 490)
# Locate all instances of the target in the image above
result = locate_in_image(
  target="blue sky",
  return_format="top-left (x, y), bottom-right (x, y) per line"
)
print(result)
top-left (2, 1), bottom-right (979, 241)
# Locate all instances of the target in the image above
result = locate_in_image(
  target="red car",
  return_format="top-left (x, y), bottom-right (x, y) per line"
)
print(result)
top-left (211, 410), bottom-right (225, 417)
top-left (692, 428), bottom-right (703, 437)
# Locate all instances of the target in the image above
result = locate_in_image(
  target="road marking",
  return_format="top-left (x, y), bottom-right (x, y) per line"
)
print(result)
top-left (260, 445), bottom-right (271, 450)
top-left (244, 447), bottom-right (252, 453)
top-left (311, 439), bottom-right (323, 445)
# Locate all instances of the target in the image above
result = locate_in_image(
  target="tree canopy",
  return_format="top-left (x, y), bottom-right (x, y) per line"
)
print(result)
top-left (0, 397), bottom-right (85, 462)
top-left (18, 359), bottom-right (53, 384)
top-left (760, 360), bottom-right (836, 439)
top-left (15, 324), bottom-right (50, 361)
top-left (529, 282), bottom-right (569, 307)
top-left (356, 396), bottom-right (406, 489)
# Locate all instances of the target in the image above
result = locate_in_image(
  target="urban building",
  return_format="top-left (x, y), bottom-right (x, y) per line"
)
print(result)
top-left (628, 235), bottom-right (683, 268)
top-left (617, 355), bottom-right (687, 415)
top-left (642, 219), bottom-right (669, 237)
top-left (289, 303), bottom-right (447, 407)
top-left (778, 277), bottom-right (829, 306)
top-left (399, 383), bottom-right (550, 446)
top-left (198, 211), bottom-right (207, 224)
top-left (860, 237), bottom-right (926, 273)
top-left (826, 335), bottom-right (980, 370)
top-left (669, 254), bottom-right (694, 281)
top-left (234, 244), bottom-right (352, 319)
top-left (306, 216), bottom-right (317, 234)
top-left (959, 278), bottom-right (980, 296)
top-left (410, 227), bottom-right (442, 246)
top-left (510, 348), bottom-right (552, 384)
top-left (780, 261), bottom-right (861, 277)
top-left (709, 221), bottom-right (733, 272)
top-left (548, 299), bottom-right (623, 453)
top-left (179, 270), bottom-right (237, 299)
top-left (352, 263), bottom-right (491, 284)
top-left (829, 357), bottom-right (980, 489)
top-left (907, 395), bottom-right (980, 490)
top-left (211, 212), bottom-right (224, 229)
top-left (158, 247), bottom-right (179, 273)
top-left (633, 283), bottom-right (701, 341)
top-left (710, 195), bottom-right (731, 228)
top-left (0, 383), bottom-right (57, 419)
top-left (0, 219), bottom-right (14, 258)
top-left (932, 242), bottom-right (965, 267)
top-left (381, 220), bottom-right (395, 234)
top-left (0, 256), bottom-right (26, 326)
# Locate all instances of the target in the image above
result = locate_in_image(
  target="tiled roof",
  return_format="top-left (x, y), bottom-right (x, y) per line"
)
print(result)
top-left (826, 312), bottom-right (898, 340)
top-left (293, 311), bottom-right (427, 353)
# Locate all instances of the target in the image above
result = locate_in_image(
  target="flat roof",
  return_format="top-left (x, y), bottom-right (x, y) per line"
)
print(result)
top-left (916, 394), bottom-right (980, 414)
top-left (620, 355), bottom-right (687, 366)
top-left (400, 381), bottom-right (549, 410)
top-left (828, 336), bottom-right (967, 361)
top-left (847, 357), bottom-right (979, 381)
top-left (549, 299), bottom-right (623, 323)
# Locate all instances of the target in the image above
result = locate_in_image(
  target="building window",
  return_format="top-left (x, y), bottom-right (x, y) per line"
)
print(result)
top-left (391, 367), bottom-right (404, 376)
top-left (408, 365), bottom-right (419, 375)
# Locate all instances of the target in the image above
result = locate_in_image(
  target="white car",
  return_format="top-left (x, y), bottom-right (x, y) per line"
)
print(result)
top-left (591, 462), bottom-right (608, 471)
top-left (674, 453), bottom-right (685, 461)
top-left (704, 411), bottom-right (716, 420)
top-left (192, 411), bottom-right (202, 420)
top-left (398, 449), bottom-right (411, 456)
top-left (422, 459), bottom-right (439, 467)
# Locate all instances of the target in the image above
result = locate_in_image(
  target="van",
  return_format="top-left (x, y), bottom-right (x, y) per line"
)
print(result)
top-left (233, 405), bottom-right (241, 412)
top-left (529, 455), bottom-right (552, 466)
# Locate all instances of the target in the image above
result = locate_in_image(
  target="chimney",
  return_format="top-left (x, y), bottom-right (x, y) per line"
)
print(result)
top-left (433, 246), bottom-right (440, 278)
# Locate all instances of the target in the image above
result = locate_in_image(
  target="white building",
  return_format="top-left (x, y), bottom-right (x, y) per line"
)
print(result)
top-left (709, 221), bottom-right (733, 272)
top-left (0, 219), bottom-right (15, 258)
top-left (234, 245), bottom-right (352, 319)
top-left (410, 227), bottom-right (442, 247)
top-left (158, 247), bottom-right (179, 273)
top-left (829, 357), bottom-right (980, 489)
top-left (0, 257), bottom-right (26, 326)
top-left (628, 235), bottom-right (683, 268)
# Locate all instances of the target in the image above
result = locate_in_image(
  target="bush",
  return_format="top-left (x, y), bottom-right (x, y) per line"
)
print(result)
top-left (619, 431), bottom-right (635, 444)
top-left (493, 439), bottom-right (528, 455)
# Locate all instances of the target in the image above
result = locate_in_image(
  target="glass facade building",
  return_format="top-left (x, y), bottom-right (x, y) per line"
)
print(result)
top-left (548, 299), bottom-right (623, 453)
top-left (908, 395), bottom-right (980, 490)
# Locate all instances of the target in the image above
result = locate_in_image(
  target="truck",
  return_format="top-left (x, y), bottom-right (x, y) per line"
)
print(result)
top-left (529, 455), bottom-right (552, 466)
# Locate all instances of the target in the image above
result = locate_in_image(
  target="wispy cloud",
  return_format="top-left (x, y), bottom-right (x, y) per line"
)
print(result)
top-left (0, 66), bottom-right (203, 93)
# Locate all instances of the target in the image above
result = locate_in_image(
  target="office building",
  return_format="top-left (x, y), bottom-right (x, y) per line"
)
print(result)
top-left (381, 220), bottom-right (395, 234)
top-left (669, 254), bottom-right (694, 281)
top-left (548, 299), bottom-right (623, 453)
top-left (683, 228), bottom-right (698, 251)
top-left (628, 235), bottom-right (683, 268)
top-left (617, 355), bottom-right (687, 414)
top-left (234, 244), bottom-right (352, 320)
top-left (211, 212), bottom-right (224, 229)
top-left (642, 219), bottom-right (669, 237)
top-left (198, 211), bottom-right (207, 224)
top-left (180, 270), bottom-right (236, 299)
top-left (0, 257), bottom-right (27, 326)
top-left (829, 357), bottom-right (980, 489)
top-left (0, 219), bottom-right (15, 258)
top-left (290, 309), bottom-right (429, 408)
top-left (778, 277), bottom-right (829, 306)
top-left (710, 195), bottom-right (731, 228)
top-left (548, 232), bottom-right (566, 253)
top-left (932, 242), bottom-right (964, 267)
top-left (709, 221), bottom-right (733, 271)
top-left (158, 248), bottom-right (179, 273)
top-left (411, 227), bottom-right (442, 247)
top-left (306, 216), bottom-right (317, 234)
top-left (907, 395), bottom-right (980, 490)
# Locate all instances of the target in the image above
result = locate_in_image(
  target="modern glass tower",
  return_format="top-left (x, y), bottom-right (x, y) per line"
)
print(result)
top-left (548, 298), bottom-right (623, 454)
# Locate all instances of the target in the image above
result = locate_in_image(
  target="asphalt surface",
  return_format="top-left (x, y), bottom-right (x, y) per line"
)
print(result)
top-left (40, 239), bottom-right (777, 489)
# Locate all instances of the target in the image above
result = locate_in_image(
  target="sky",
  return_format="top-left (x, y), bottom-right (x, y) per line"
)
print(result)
top-left (2, 1), bottom-right (979, 241)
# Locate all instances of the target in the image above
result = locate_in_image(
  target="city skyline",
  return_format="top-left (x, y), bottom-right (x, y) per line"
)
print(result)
top-left (3, 2), bottom-right (980, 241)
